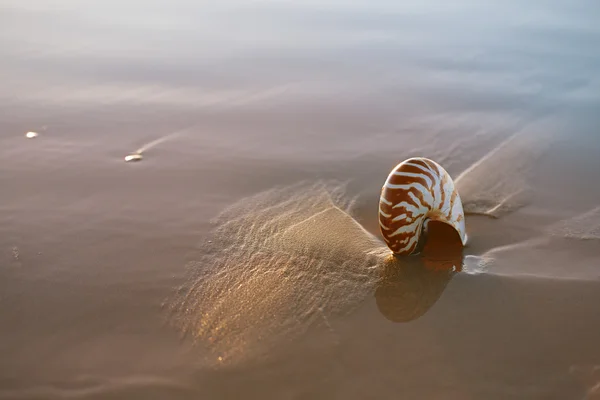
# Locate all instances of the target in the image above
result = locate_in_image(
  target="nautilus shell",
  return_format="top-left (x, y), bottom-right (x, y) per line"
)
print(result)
top-left (379, 157), bottom-right (467, 256)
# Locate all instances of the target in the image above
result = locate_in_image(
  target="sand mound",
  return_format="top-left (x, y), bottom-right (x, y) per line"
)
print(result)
top-left (546, 206), bottom-right (600, 240)
top-left (455, 127), bottom-right (557, 218)
top-left (169, 182), bottom-right (385, 366)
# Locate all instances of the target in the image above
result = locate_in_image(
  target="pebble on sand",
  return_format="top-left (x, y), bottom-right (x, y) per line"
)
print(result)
top-left (25, 131), bottom-right (38, 138)
top-left (124, 153), bottom-right (143, 162)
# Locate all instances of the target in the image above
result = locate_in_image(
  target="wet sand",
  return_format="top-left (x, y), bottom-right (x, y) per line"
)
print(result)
top-left (1, 0), bottom-right (600, 399)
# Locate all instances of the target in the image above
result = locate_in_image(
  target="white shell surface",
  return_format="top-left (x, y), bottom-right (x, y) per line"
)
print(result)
top-left (124, 154), bottom-right (143, 162)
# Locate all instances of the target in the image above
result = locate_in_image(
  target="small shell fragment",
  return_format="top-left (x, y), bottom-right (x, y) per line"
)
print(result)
top-left (124, 153), bottom-right (143, 162)
top-left (25, 131), bottom-right (38, 138)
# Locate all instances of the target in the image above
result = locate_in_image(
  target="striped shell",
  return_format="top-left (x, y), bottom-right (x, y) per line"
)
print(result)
top-left (379, 157), bottom-right (467, 256)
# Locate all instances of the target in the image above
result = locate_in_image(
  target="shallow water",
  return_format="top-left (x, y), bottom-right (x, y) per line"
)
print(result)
top-left (1, 0), bottom-right (600, 399)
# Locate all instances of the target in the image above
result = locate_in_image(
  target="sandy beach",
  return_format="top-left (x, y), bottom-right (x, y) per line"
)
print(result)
top-left (1, 0), bottom-right (600, 399)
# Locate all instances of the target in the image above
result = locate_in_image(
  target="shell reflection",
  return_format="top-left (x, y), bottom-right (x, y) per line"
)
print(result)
top-left (375, 257), bottom-right (455, 323)
top-left (375, 221), bottom-right (463, 323)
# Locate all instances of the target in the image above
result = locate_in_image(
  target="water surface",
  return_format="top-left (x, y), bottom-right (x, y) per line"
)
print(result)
top-left (1, 0), bottom-right (600, 399)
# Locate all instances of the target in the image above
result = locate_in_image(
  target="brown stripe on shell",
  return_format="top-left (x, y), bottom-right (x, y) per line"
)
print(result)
top-left (449, 189), bottom-right (458, 212)
top-left (408, 158), bottom-right (434, 172)
top-left (421, 158), bottom-right (441, 174)
top-left (381, 190), bottom-right (426, 228)
top-left (396, 162), bottom-right (437, 181)
top-left (387, 171), bottom-right (430, 188)
top-left (439, 173), bottom-right (448, 211)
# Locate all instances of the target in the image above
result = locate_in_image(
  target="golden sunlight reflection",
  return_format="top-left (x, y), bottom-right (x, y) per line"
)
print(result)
top-left (168, 182), bottom-right (464, 366)
top-left (570, 365), bottom-right (600, 399)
